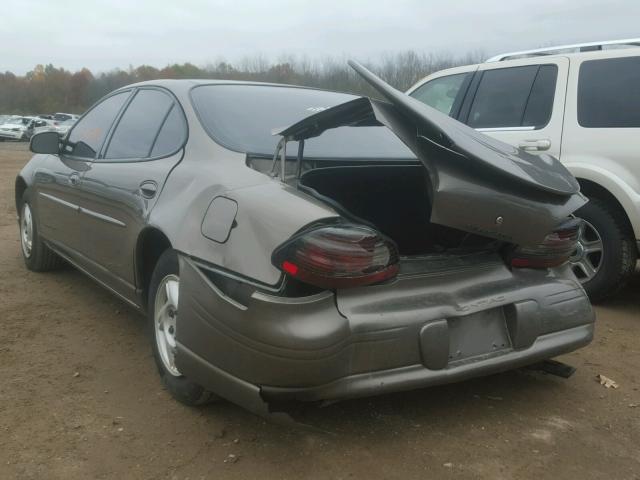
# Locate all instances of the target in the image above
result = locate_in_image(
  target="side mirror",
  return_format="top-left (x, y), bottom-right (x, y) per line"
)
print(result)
top-left (30, 131), bottom-right (60, 154)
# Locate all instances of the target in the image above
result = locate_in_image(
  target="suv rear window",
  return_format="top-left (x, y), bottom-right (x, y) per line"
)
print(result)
top-left (467, 65), bottom-right (557, 129)
top-left (578, 56), bottom-right (640, 128)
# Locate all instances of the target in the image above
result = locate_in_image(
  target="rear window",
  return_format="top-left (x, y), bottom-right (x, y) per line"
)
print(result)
top-left (578, 56), bottom-right (640, 128)
top-left (467, 65), bottom-right (557, 129)
top-left (190, 84), bottom-right (415, 159)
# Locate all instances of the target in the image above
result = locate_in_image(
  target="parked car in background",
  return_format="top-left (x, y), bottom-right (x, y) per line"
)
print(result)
top-left (408, 39), bottom-right (640, 301)
top-left (0, 116), bottom-right (32, 141)
top-left (52, 118), bottom-right (76, 137)
top-left (31, 118), bottom-right (58, 137)
top-left (16, 62), bottom-right (594, 417)
top-left (53, 112), bottom-right (79, 122)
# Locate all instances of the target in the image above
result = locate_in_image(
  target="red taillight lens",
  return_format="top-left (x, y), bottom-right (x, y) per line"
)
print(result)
top-left (510, 218), bottom-right (581, 268)
top-left (272, 224), bottom-right (399, 289)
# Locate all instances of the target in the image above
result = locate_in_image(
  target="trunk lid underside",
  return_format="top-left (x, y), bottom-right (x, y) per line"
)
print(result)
top-left (275, 62), bottom-right (587, 247)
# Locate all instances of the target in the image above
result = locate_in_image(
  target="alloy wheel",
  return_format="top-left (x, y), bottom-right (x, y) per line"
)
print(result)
top-left (570, 220), bottom-right (604, 283)
top-left (154, 274), bottom-right (182, 376)
top-left (20, 203), bottom-right (34, 259)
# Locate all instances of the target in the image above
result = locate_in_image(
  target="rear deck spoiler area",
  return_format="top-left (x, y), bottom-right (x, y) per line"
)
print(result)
top-left (275, 61), bottom-right (587, 246)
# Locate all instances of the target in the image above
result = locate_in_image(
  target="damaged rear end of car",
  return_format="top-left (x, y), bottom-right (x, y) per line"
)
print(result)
top-left (174, 64), bottom-right (594, 417)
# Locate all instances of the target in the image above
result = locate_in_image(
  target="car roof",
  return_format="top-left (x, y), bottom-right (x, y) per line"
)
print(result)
top-left (486, 39), bottom-right (640, 62)
top-left (407, 44), bottom-right (640, 94)
top-left (492, 47), bottom-right (640, 63)
top-left (113, 78), bottom-right (327, 96)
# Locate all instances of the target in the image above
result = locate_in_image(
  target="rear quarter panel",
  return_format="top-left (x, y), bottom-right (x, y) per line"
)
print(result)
top-left (147, 90), bottom-right (339, 286)
top-left (561, 51), bottom-right (640, 240)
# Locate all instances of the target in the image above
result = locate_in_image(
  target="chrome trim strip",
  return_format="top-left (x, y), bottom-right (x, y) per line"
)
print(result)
top-left (39, 191), bottom-right (79, 210)
top-left (39, 192), bottom-right (125, 227)
top-left (475, 126), bottom-right (536, 132)
top-left (78, 207), bottom-right (126, 227)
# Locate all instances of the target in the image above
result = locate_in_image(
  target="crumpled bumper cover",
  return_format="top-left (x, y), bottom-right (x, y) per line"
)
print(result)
top-left (260, 324), bottom-right (593, 402)
top-left (175, 255), bottom-right (594, 413)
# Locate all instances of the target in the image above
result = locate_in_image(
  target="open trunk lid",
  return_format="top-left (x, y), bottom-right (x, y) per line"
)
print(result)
top-left (275, 62), bottom-right (587, 247)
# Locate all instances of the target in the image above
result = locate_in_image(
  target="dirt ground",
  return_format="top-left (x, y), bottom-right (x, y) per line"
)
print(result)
top-left (0, 142), bottom-right (638, 480)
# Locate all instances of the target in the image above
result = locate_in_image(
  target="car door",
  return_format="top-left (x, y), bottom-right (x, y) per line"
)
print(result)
top-left (34, 91), bottom-right (132, 261)
top-left (460, 58), bottom-right (569, 159)
top-left (73, 87), bottom-right (187, 302)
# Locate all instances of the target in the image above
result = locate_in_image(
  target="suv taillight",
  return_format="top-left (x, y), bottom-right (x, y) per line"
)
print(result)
top-left (509, 218), bottom-right (581, 268)
top-left (272, 224), bottom-right (399, 289)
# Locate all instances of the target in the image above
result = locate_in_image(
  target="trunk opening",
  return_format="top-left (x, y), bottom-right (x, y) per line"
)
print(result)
top-left (298, 163), bottom-right (500, 257)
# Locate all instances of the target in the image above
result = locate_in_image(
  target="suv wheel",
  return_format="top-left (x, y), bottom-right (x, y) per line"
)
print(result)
top-left (571, 199), bottom-right (637, 302)
top-left (148, 249), bottom-right (218, 406)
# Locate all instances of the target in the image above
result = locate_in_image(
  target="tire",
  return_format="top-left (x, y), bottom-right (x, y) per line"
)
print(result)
top-left (148, 249), bottom-right (218, 406)
top-left (19, 190), bottom-right (65, 272)
top-left (571, 198), bottom-right (637, 302)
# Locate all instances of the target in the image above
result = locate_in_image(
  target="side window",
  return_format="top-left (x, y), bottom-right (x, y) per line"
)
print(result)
top-left (578, 56), bottom-right (640, 128)
top-left (522, 65), bottom-right (558, 128)
top-left (65, 92), bottom-right (130, 158)
top-left (467, 65), bottom-right (557, 129)
top-left (104, 89), bottom-right (175, 160)
top-left (150, 105), bottom-right (187, 157)
top-left (410, 73), bottom-right (471, 116)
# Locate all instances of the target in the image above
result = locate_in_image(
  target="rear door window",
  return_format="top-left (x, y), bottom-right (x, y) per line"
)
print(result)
top-left (149, 105), bottom-right (187, 157)
top-left (104, 89), bottom-right (175, 160)
top-left (578, 56), bottom-right (640, 128)
top-left (467, 65), bottom-right (557, 129)
top-left (410, 73), bottom-right (471, 116)
top-left (64, 92), bottom-right (130, 158)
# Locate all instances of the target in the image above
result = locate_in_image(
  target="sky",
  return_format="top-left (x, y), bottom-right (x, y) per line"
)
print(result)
top-left (2, 0), bottom-right (639, 74)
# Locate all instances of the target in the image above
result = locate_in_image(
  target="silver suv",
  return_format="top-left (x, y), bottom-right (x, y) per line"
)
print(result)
top-left (408, 39), bottom-right (640, 301)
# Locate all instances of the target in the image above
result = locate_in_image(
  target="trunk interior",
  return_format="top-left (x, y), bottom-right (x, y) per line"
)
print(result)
top-left (298, 163), bottom-right (499, 256)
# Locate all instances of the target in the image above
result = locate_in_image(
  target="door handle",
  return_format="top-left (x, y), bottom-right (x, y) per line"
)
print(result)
top-left (139, 180), bottom-right (158, 199)
top-left (68, 172), bottom-right (81, 186)
top-left (518, 139), bottom-right (551, 151)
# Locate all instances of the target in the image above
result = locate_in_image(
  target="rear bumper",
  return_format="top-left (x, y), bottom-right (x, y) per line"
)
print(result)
top-left (260, 323), bottom-right (593, 402)
top-left (175, 255), bottom-right (595, 413)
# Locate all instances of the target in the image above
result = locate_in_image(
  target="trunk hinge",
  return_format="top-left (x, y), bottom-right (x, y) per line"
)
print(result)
top-left (269, 137), bottom-right (305, 185)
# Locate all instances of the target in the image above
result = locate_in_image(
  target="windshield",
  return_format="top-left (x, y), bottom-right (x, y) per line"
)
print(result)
top-left (6, 117), bottom-right (26, 125)
top-left (190, 84), bottom-right (415, 160)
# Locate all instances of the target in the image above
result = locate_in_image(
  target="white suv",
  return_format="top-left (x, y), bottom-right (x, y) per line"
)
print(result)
top-left (408, 39), bottom-right (640, 301)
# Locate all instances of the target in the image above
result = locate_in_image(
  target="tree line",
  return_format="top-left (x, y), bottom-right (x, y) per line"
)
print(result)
top-left (0, 50), bottom-right (485, 115)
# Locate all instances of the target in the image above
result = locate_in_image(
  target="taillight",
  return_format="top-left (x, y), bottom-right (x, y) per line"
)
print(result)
top-left (272, 224), bottom-right (399, 289)
top-left (509, 218), bottom-right (581, 268)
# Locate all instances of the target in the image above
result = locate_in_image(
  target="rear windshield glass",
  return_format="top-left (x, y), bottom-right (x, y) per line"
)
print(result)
top-left (190, 84), bottom-right (415, 159)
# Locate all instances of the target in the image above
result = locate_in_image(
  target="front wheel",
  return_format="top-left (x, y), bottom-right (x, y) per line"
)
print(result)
top-left (19, 191), bottom-right (65, 272)
top-left (571, 199), bottom-right (637, 302)
top-left (148, 249), bottom-right (218, 405)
